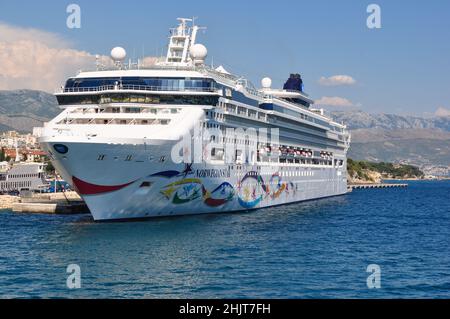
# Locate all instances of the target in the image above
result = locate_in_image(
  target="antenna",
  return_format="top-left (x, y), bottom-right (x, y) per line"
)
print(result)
top-left (161, 17), bottom-right (207, 66)
top-left (95, 54), bottom-right (101, 71)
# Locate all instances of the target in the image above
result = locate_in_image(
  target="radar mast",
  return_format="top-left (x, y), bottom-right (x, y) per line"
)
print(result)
top-left (164, 18), bottom-right (206, 66)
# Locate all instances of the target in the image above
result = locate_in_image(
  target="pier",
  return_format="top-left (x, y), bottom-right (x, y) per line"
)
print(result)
top-left (348, 183), bottom-right (408, 191)
top-left (1, 191), bottom-right (90, 215)
top-left (12, 201), bottom-right (89, 215)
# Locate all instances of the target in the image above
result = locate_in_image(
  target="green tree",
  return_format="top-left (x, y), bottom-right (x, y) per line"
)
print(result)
top-left (45, 160), bottom-right (55, 174)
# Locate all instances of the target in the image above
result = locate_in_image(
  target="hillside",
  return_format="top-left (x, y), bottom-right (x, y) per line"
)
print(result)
top-left (332, 111), bottom-right (450, 166)
top-left (347, 159), bottom-right (424, 184)
top-left (332, 110), bottom-right (450, 131)
top-left (0, 90), bottom-right (59, 132)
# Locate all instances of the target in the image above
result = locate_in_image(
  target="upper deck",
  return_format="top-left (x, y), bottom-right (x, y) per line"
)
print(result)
top-left (52, 18), bottom-right (348, 135)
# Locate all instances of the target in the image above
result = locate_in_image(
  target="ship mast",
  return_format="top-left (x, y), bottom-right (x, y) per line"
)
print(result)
top-left (165, 18), bottom-right (205, 66)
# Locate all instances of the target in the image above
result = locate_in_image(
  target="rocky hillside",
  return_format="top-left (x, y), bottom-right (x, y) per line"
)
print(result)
top-left (0, 90), bottom-right (59, 132)
top-left (332, 111), bottom-right (450, 166)
top-left (347, 159), bottom-right (424, 184)
top-left (332, 110), bottom-right (450, 131)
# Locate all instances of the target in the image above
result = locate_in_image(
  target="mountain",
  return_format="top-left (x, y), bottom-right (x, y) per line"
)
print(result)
top-left (331, 111), bottom-right (450, 166)
top-left (0, 90), bottom-right (60, 132)
top-left (331, 110), bottom-right (450, 131)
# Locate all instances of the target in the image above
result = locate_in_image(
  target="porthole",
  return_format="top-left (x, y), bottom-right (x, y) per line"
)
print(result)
top-left (53, 144), bottom-right (68, 154)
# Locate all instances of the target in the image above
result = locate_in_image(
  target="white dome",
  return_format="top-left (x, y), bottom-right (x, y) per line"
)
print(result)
top-left (190, 44), bottom-right (208, 61)
top-left (110, 47), bottom-right (127, 61)
top-left (261, 77), bottom-right (272, 89)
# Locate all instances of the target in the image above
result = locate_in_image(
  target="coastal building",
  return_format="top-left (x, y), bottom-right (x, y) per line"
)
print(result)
top-left (2, 148), bottom-right (47, 162)
top-left (0, 131), bottom-right (40, 149)
top-left (0, 161), bottom-right (48, 193)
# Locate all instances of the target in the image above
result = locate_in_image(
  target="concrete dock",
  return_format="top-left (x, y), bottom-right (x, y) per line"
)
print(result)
top-left (1, 191), bottom-right (90, 215)
top-left (12, 201), bottom-right (89, 215)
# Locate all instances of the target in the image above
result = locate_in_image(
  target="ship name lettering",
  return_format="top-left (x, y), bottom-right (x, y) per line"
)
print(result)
top-left (196, 168), bottom-right (230, 178)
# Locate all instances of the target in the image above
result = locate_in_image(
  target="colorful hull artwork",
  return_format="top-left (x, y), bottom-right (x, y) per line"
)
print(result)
top-left (154, 169), bottom-right (296, 209)
top-left (160, 178), bottom-right (235, 207)
top-left (72, 167), bottom-right (297, 210)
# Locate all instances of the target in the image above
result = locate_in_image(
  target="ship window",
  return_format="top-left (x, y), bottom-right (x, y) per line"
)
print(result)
top-left (125, 107), bottom-right (140, 113)
top-left (53, 144), bottom-right (69, 154)
top-left (57, 93), bottom-right (219, 106)
top-left (64, 77), bottom-right (216, 91)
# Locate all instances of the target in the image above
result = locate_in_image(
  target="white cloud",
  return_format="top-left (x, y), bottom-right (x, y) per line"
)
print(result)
top-left (0, 22), bottom-right (157, 92)
top-left (318, 75), bottom-right (356, 86)
top-left (0, 22), bottom-right (70, 48)
top-left (435, 107), bottom-right (450, 117)
top-left (0, 22), bottom-right (96, 92)
top-left (140, 56), bottom-right (160, 67)
top-left (315, 96), bottom-right (355, 107)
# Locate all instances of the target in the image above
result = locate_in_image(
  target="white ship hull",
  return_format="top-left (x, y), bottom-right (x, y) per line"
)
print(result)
top-left (40, 139), bottom-right (347, 221)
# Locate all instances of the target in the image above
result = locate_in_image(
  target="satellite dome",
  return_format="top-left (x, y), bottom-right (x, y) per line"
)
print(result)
top-left (261, 77), bottom-right (272, 89)
top-left (190, 44), bottom-right (208, 61)
top-left (110, 47), bottom-right (127, 62)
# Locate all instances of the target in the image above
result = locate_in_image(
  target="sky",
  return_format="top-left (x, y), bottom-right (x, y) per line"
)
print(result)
top-left (0, 0), bottom-right (449, 116)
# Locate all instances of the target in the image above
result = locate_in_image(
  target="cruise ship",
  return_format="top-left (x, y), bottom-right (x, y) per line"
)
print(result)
top-left (39, 18), bottom-right (350, 221)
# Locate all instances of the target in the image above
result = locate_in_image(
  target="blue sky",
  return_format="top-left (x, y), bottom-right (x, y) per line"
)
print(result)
top-left (0, 0), bottom-right (449, 115)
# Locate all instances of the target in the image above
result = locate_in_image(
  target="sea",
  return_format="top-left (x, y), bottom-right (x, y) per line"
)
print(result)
top-left (0, 180), bottom-right (449, 298)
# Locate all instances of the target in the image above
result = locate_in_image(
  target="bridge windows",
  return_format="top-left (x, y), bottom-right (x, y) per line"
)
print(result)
top-left (57, 93), bottom-right (219, 106)
top-left (64, 77), bottom-right (216, 91)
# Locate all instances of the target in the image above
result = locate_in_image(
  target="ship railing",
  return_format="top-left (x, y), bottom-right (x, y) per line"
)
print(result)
top-left (60, 85), bottom-right (219, 94)
top-left (282, 89), bottom-right (310, 97)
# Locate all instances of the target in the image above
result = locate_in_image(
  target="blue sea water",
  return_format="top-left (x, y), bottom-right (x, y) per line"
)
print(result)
top-left (0, 180), bottom-right (449, 298)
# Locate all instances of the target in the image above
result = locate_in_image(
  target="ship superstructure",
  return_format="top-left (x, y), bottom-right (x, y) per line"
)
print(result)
top-left (39, 18), bottom-right (350, 220)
